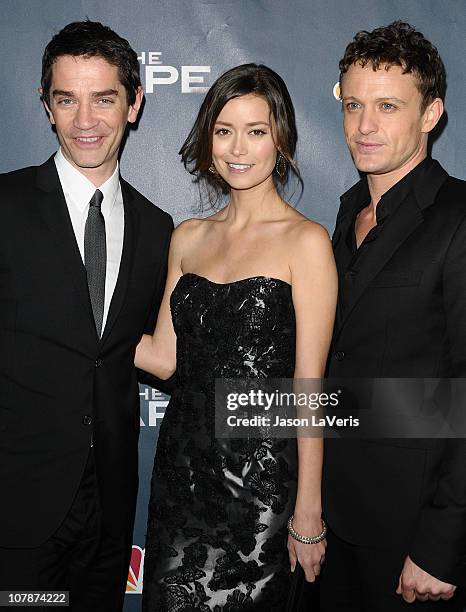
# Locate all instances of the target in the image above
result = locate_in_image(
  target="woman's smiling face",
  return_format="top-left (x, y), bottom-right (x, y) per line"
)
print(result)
top-left (211, 94), bottom-right (278, 191)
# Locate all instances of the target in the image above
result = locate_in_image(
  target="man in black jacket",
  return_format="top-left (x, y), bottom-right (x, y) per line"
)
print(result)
top-left (0, 21), bottom-right (172, 611)
top-left (321, 21), bottom-right (466, 611)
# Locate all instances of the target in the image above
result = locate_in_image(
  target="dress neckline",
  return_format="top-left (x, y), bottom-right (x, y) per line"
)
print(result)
top-left (180, 272), bottom-right (292, 288)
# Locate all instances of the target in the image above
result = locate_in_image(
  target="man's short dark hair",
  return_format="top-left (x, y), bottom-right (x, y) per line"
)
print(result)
top-left (41, 20), bottom-right (141, 106)
top-left (339, 21), bottom-right (446, 111)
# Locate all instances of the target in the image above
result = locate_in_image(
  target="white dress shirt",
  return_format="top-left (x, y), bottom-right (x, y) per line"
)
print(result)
top-left (54, 148), bottom-right (124, 334)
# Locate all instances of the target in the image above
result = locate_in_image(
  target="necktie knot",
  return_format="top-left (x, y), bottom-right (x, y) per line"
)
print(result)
top-left (89, 189), bottom-right (104, 209)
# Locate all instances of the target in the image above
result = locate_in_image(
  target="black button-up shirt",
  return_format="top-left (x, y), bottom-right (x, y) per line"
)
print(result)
top-left (337, 157), bottom-right (434, 319)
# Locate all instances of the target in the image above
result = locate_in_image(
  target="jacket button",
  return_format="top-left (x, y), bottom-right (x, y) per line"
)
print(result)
top-left (82, 415), bottom-right (93, 426)
top-left (345, 270), bottom-right (357, 280)
top-left (334, 351), bottom-right (346, 361)
top-left (95, 358), bottom-right (103, 368)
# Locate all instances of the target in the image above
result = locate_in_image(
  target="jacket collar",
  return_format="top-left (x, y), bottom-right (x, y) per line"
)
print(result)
top-left (333, 159), bottom-right (449, 336)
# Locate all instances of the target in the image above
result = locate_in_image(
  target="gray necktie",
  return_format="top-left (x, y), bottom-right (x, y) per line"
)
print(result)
top-left (84, 189), bottom-right (106, 337)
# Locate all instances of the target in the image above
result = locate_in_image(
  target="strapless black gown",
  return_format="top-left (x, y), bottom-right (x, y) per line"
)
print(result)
top-left (143, 273), bottom-right (297, 611)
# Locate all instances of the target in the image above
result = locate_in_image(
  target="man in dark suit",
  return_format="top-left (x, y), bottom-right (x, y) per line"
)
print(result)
top-left (0, 21), bottom-right (173, 610)
top-left (321, 22), bottom-right (466, 611)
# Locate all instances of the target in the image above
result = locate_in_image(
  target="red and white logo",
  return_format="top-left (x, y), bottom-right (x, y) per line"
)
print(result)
top-left (126, 545), bottom-right (145, 594)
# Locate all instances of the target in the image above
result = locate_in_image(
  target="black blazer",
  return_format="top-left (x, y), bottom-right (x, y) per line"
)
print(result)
top-left (323, 160), bottom-right (466, 585)
top-left (0, 156), bottom-right (173, 547)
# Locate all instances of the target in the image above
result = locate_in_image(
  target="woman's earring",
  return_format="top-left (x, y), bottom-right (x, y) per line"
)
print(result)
top-left (209, 163), bottom-right (217, 175)
top-left (275, 154), bottom-right (287, 179)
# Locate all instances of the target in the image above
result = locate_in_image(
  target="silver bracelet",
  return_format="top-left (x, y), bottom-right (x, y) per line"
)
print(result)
top-left (287, 515), bottom-right (327, 544)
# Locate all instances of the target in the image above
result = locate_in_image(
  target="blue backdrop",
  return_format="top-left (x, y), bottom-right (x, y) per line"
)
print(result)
top-left (1, 1), bottom-right (465, 609)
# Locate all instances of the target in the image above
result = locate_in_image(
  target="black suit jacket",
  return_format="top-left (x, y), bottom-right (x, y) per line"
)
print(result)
top-left (323, 160), bottom-right (466, 585)
top-left (0, 156), bottom-right (173, 548)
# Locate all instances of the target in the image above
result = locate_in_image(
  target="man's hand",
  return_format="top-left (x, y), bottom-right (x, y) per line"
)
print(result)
top-left (396, 556), bottom-right (456, 603)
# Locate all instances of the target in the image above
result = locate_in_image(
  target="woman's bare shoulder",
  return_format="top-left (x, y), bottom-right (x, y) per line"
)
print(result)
top-left (285, 210), bottom-right (331, 250)
top-left (171, 214), bottom-right (223, 257)
top-left (172, 217), bottom-right (208, 241)
top-left (174, 207), bottom-right (227, 233)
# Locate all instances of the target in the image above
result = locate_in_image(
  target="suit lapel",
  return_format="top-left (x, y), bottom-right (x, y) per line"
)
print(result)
top-left (332, 177), bottom-right (368, 252)
top-left (332, 210), bottom-right (353, 252)
top-left (334, 160), bottom-right (449, 338)
top-left (36, 159), bottom-right (139, 346)
top-left (35, 157), bottom-right (97, 343)
top-left (100, 178), bottom-right (138, 345)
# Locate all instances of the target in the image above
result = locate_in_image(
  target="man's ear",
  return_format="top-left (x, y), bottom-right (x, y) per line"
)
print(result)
top-left (421, 97), bottom-right (443, 134)
top-left (127, 86), bottom-right (144, 124)
top-left (38, 86), bottom-right (55, 125)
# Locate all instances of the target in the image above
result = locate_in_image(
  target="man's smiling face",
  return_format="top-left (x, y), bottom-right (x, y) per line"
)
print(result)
top-left (43, 54), bottom-right (142, 183)
top-left (341, 62), bottom-right (434, 178)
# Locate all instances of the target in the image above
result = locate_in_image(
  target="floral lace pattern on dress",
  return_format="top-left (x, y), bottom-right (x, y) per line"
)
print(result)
top-left (143, 274), bottom-right (297, 611)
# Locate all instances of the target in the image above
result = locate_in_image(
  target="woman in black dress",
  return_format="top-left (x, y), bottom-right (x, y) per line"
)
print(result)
top-left (136, 63), bottom-right (337, 611)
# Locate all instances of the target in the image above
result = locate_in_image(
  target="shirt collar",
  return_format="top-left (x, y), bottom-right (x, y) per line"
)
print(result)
top-left (375, 157), bottom-right (434, 224)
top-left (54, 148), bottom-right (120, 213)
top-left (339, 157), bottom-right (434, 222)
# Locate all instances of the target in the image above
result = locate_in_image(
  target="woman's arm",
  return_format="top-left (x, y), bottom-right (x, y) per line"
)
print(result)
top-left (288, 221), bottom-right (338, 582)
top-left (134, 222), bottom-right (187, 380)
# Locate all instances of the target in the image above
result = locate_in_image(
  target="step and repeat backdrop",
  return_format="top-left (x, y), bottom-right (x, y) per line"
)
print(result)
top-left (1, 1), bottom-right (465, 610)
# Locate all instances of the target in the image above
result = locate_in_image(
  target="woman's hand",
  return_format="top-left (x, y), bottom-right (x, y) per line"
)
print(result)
top-left (287, 515), bottom-right (326, 582)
